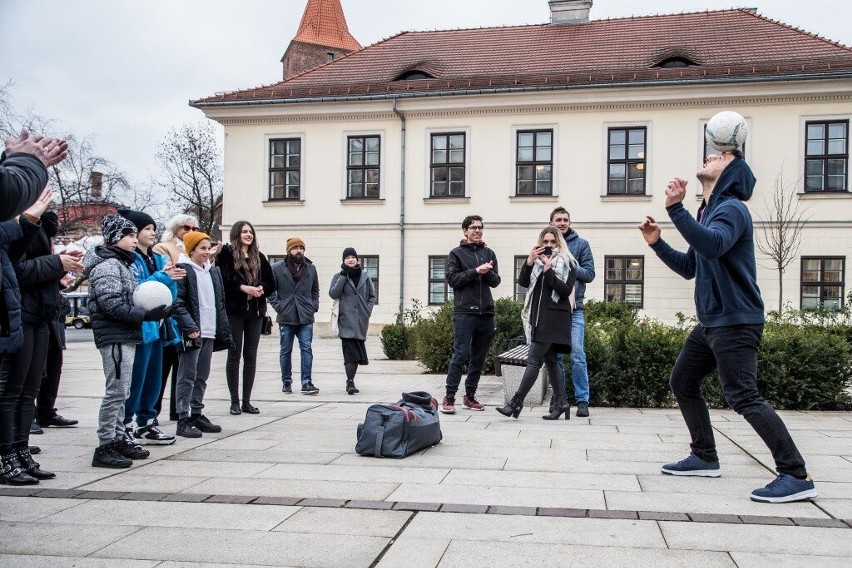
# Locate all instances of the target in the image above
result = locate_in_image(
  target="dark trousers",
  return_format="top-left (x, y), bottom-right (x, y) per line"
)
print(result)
top-left (671, 324), bottom-right (807, 478)
top-left (0, 322), bottom-right (49, 449)
top-left (444, 313), bottom-right (496, 399)
top-left (514, 341), bottom-right (567, 403)
top-left (156, 343), bottom-right (179, 420)
top-left (36, 326), bottom-right (64, 422)
top-left (226, 311), bottom-right (263, 404)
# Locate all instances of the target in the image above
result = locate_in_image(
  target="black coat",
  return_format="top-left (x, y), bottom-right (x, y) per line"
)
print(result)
top-left (0, 220), bottom-right (24, 354)
top-left (13, 214), bottom-right (66, 332)
top-left (0, 152), bottom-right (47, 222)
top-left (215, 243), bottom-right (274, 316)
top-left (173, 263), bottom-right (233, 352)
top-left (519, 261), bottom-right (576, 352)
top-left (446, 240), bottom-right (501, 315)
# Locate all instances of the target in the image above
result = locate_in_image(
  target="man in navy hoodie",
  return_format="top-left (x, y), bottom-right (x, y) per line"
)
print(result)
top-left (639, 150), bottom-right (816, 504)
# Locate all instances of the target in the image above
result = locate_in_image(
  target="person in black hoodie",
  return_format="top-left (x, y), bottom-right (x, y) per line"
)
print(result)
top-left (440, 215), bottom-right (500, 414)
top-left (215, 221), bottom-right (273, 415)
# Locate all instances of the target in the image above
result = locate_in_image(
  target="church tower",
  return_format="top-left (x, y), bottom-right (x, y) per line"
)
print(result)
top-left (282, 0), bottom-right (362, 79)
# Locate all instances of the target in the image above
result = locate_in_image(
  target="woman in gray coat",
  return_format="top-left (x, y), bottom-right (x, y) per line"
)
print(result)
top-left (328, 248), bottom-right (376, 395)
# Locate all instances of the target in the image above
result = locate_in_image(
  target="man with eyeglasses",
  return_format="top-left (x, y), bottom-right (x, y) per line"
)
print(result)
top-left (441, 215), bottom-right (500, 413)
top-left (639, 147), bottom-right (816, 504)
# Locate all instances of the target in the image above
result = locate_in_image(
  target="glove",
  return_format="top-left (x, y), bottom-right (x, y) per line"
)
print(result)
top-left (143, 304), bottom-right (175, 321)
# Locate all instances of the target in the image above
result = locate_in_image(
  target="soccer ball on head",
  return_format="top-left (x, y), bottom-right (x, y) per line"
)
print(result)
top-left (705, 111), bottom-right (748, 152)
top-left (132, 281), bottom-right (173, 310)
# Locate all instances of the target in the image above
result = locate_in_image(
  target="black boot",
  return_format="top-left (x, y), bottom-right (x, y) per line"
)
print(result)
top-left (495, 395), bottom-right (523, 419)
top-left (346, 380), bottom-right (359, 395)
top-left (17, 447), bottom-right (55, 480)
top-left (92, 442), bottom-right (132, 469)
top-left (230, 399), bottom-right (241, 415)
top-left (1, 451), bottom-right (39, 485)
top-left (543, 397), bottom-right (570, 420)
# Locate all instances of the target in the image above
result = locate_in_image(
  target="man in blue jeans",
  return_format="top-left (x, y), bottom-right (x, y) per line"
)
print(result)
top-left (550, 207), bottom-right (595, 417)
top-left (639, 148), bottom-right (816, 503)
top-left (269, 237), bottom-right (320, 395)
top-left (441, 215), bottom-right (500, 413)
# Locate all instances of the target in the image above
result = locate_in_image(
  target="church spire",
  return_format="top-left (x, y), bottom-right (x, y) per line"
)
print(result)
top-left (283, 0), bottom-right (362, 79)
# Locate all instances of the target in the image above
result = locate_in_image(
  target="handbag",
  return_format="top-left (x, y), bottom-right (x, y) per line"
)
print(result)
top-left (261, 315), bottom-right (273, 335)
top-left (330, 299), bottom-right (340, 335)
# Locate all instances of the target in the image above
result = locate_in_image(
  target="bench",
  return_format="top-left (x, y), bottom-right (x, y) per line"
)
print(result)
top-left (495, 344), bottom-right (551, 405)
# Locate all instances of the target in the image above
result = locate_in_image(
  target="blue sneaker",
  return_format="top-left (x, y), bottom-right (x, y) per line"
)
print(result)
top-left (661, 453), bottom-right (721, 477)
top-left (751, 474), bottom-right (817, 503)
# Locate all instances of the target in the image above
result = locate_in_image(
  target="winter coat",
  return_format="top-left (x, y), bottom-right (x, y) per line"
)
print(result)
top-left (215, 243), bottom-right (274, 317)
top-left (518, 260), bottom-right (576, 352)
top-left (329, 270), bottom-right (376, 341)
top-left (0, 220), bottom-right (24, 354)
top-left (173, 260), bottom-right (232, 352)
top-left (563, 229), bottom-right (595, 310)
top-left (0, 152), bottom-right (47, 222)
top-left (130, 248), bottom-right (180, 345)
top-left (269, 257), bottom-right (319, 325)
top-left (651, 157), bottom-right (764, 327)
top-left (84, 246), bottom-right (147, 348)
top-left (13, 214), bottom-right (66, 334)
top-left (446, 240), bottom-right (501, 315)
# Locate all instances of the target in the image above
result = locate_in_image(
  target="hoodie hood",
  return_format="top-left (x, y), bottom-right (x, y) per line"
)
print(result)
top-left (179, 252), bottom-right (211, 273)
top-left (83, 245), bottom-right (131, 275)
top-left (707, 157), bottom-right (756, 208)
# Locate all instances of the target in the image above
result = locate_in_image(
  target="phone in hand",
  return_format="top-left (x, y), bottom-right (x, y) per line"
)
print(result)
top-left (542, 246), bottom-right (553, 257)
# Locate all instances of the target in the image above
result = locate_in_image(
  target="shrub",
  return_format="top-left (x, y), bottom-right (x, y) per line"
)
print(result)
top-left (485, 297), bottom-right (525, 373)
top-left (380, 323), bottom-right (411, 360)
top-left (412, 302), bottom-right (455, 373)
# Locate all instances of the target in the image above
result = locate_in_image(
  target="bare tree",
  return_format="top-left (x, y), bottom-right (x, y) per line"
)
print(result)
top-left (756, 169), bottom-right (810, 312)
top-left (156, 122), bottom-right (223, 235)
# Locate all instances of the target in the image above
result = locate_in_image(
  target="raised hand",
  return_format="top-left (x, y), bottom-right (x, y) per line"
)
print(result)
top-left (23, 187), bottom-right (54, 218)
top-left (638, 216), bottom-right (661, 245)
top-left (4, 129), bottom-right (68, 168)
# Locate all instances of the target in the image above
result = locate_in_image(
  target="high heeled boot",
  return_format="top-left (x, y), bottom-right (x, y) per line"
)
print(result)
top-left (542, 397), bottom-right (570, 420)
top-left (495, 394), bottom-right (524, 419)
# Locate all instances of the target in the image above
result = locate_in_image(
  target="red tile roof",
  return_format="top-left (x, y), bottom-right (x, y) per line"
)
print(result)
top-left (194, 9), bottom-right (852, 106)
top-left (293, 0), bottom-right (361, 52)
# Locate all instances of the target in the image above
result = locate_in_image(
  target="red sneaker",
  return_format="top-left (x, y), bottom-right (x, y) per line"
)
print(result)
top-left (462, 395), bottom-right (484, 411)
top-left (440, 396), bottom-right (456, 414)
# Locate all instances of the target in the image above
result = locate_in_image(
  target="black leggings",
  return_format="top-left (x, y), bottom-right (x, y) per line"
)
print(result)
top-left (0, 322), bottom-right (49, 450)
top-left (226, 311), bottom-right (264, 404)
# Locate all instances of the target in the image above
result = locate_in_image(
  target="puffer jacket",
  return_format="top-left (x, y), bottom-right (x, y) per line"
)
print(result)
top-left (446, 240), bottom-right (501, 314)
top-left (0, 220), bottom-right (24, 354)
top-left (173, 260), bottom-right (232, 352)
top-left (563, 229), bottom-right (595, 310)
top-left (329, 269), bottom-right (376, 341)
top-left (84, 246), bottom-right (146, 348)
top-left (0, 152), bottom-right (47, 222)
top-left (130, 248), bottom-right (180, 345)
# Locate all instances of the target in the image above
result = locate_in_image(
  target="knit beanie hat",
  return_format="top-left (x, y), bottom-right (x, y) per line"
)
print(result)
top-left (287, 236), bottom-right (305, 252)
top-left (183, 231), bottom-right (211, 255)
top-left (117, 208), bottom-right (156, 232)
top-left (101, 214), bottom-right (137, 245)
top-left (342, 247), bottom-right (358, 260)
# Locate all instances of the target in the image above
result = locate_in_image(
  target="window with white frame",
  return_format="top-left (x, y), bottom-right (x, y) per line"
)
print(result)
top-left (430, 133), bottom-right (466, 197)
top-left (607, 127), bottom-right (646, 195)
top-left (515, 129), bottom-right (553, 196)
top-left (428, 256), bottom-right (454, 305)
top-left (269, 138), bottom-right (301, 200)
top-left (804, 120), bottom-right (848, 192)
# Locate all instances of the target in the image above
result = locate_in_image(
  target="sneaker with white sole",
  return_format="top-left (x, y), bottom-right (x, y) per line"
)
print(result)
top-left (661, 453), bottom-right (721, 477)
top-left (750, 474), bottom-right (817, 503)
top-left (462, 395), bottom-right (484, 411)
top-left (135, 420), bottom-right (176, 445)
top-left (440, 396), bottom-right (456, 414)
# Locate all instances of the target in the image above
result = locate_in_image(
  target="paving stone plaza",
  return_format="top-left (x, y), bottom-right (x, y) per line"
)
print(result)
top-left (1, 331), bottom-right (850, 567)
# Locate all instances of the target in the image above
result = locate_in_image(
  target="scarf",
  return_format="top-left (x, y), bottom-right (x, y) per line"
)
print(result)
top-left (341, 263), bottom-right (362, 286)
top-left (286, 255), bottom-right (304, 282)
top-left (107, 245), bottom-right (137, 266)
top-left (520, 252), bottom-right (576, 343)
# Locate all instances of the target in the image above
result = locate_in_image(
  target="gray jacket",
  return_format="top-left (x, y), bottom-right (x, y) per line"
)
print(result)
top-left (329, 271), bottom-right (376, 341)
top-left (84, 246), bottom-right (146, 348)
top-left (269, 257), bottom-right (319, 325)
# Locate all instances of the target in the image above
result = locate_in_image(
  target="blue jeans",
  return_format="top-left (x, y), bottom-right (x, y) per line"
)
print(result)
top-left (557, 309), bottom-right (589, 403)
top-left (444, 313), bottom-right (496, 399)
top-left (125, 339), bottom-right (164, 427)
top-left (279, 323), bottom-right (313, 387)
top-left (671, 324), bottom-right (807, 478)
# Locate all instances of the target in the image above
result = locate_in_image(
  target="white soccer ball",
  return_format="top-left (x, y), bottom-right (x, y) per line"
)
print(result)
top-left (132, 281), bottom-right (173, 310)
top-left (705, 111), bottom-right (748, 152)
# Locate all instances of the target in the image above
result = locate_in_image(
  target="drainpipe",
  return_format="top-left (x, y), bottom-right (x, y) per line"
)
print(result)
top-left (392, 98), bottom-right (406, 320)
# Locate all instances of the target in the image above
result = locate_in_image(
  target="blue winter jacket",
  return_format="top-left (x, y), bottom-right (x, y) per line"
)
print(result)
top-left (130, 249), bottom-right (180, 345)
top-left (650, 157), bottom-right (764, 327)
top-left (563, 229), bottom-right (595, 310)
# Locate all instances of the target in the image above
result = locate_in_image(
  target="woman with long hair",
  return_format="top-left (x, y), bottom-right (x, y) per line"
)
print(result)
top-left (497, 227), bottom-right (577, 420)
top-left (328, 248), bottom-right (376, 395)
top-left (215, 221), bottom-right (273, 414)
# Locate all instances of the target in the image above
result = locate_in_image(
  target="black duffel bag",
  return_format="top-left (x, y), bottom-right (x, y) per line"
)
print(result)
top-left (355, 391), bottom-right (442, 458)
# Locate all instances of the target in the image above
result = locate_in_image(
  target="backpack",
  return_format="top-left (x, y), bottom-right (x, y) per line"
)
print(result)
top-left (355, 391), bottom-right (442, 458)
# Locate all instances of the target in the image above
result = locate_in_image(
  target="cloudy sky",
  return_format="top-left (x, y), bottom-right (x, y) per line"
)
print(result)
top-left (2, 0), bottom-right (850, 184)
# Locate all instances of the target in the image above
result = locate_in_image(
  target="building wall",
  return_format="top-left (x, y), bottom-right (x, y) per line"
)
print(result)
top-left (208, 80), bottom-right (852, 327)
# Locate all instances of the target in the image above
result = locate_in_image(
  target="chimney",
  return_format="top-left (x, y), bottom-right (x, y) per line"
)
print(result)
top-left (549, 0), bottom-right (593, 24)
top-left (90, 171), bottom-right (103, 198)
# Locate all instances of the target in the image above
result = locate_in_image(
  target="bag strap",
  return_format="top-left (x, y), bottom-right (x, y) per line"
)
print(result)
top-left (374, 416), bottom-right (386, 458)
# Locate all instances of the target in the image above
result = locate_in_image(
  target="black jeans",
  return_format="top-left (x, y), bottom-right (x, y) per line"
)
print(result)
top-left (0, 322), bottom-right (49, 449)
top-left (671, 324), bottom-right (807, 478)
top-left (156, 343), bottom-right (180, 420)
top-left (444, 313), bottom-right (496, 399)
top-left (36, 325), bottom-right (64, 422)
top-left (226, 311), bottom-right (263, 404)
top-left (514, 341), bottom-right (567, 403)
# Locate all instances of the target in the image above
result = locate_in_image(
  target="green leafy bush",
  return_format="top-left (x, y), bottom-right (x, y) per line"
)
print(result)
top-left (485, 297), bottom-right (525, 373)
top-left (412, 302), bottom-right (455, 373)
top-left (380, 323), bottom-right (411, 360)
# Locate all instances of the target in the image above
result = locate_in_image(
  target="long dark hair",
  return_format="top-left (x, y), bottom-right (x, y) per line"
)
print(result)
top-left (229, 220), bottom-right (260, 284)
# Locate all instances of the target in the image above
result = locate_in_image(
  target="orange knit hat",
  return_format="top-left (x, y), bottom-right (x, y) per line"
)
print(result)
top-left (182, 231), bottom-right (211, 255)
